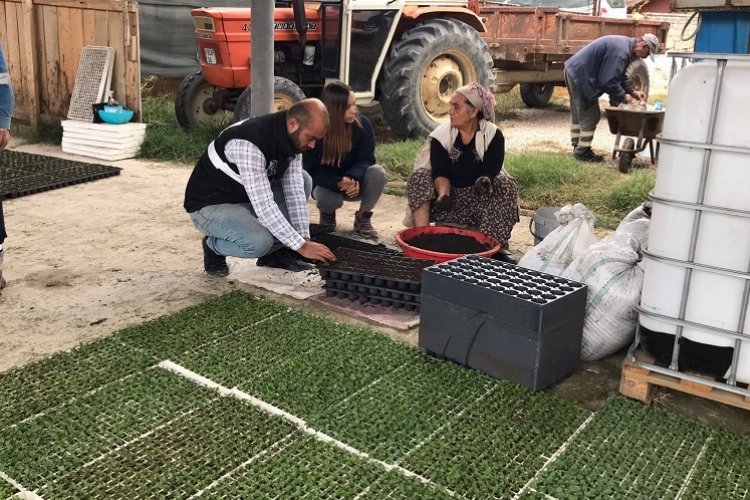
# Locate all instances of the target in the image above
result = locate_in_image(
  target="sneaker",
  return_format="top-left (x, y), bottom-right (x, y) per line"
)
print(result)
top-left (202, 236), bottom-right (229, 277)
top-left (574, 148), bottom-right (604, 163)
top-left (354, 210), bottom-right (378, 239)
top-left (257, 248), bottom-right (314, 272)
top-left (319, 211), bottom-right (336, 233)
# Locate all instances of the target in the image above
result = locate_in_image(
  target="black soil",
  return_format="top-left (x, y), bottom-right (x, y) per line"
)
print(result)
top-left (406, 233), bottom-right (491, 254)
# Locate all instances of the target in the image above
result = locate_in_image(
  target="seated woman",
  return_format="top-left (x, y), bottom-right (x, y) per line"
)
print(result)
top-left (406, 82), bottom-right (519, 254)
top-left (303, 81), bottom-right (387, 239)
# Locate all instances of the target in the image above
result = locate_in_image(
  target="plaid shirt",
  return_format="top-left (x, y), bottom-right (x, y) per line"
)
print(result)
top-left (225, 139), bottom-right (309, 250)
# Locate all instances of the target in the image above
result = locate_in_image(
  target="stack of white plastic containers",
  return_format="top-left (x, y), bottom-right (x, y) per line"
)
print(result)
top-left (638, 54), bottom-right (750, 385)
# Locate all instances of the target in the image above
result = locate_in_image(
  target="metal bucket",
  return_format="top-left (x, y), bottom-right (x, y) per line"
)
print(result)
top-left (529, 207), bottom-right (560, 246)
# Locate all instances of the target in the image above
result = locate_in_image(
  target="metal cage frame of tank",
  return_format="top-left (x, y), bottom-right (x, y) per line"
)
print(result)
top-left (627, 52), bottom-right (750, 401)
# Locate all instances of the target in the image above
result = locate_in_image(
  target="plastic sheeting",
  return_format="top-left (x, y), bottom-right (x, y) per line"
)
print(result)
top-left (139, 1), bottom-right (245, 77)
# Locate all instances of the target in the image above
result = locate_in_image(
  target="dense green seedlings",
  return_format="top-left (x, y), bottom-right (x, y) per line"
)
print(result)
top-left (39, 398), bottom-right (295, 499)
top-left (529, 397), bottom-right (712, 500)
top-left (681, 430), bottom-right (750, 500)
top-left (237, 322), bottom-right (416, 417)
top-left (173, 309), bottom-right (395, 388)
top-left (203, 435), bottom-right (382, 498)
top-left (313, 355), bottom-right (495, 462)
top-left (117, 291), bottom-right (287, 358)
top-left (358, 470), bottom-right (455, 500)
top-left (0, 481), bottom-right (17, 498)
top-left (404, 382), bottom-right (588, 499)
top-left (0, 336), bottom-right (153, 428)
top-left (2, 292), bottom-right (749, 499)
top-left (0, 370), bottom-right (215, 491)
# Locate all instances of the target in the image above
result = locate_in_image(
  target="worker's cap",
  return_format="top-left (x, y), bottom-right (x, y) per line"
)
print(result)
top-left (641, 33), bottom-right (659, 61)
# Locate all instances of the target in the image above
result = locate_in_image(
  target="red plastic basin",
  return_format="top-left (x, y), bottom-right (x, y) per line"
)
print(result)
top-left (395, 226), bottom-right (501, 263)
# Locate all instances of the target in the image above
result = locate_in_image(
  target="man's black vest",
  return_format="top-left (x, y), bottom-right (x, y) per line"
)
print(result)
top-left (184, 111), bottom-right (297, 213)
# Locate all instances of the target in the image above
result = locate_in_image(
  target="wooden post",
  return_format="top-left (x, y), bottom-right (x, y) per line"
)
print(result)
top-left (20, 0), bottom-right (39, 126)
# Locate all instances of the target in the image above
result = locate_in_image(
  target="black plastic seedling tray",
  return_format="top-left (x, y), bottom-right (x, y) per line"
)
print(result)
top-left (0, 152), bottom-right (122, 199)
top-left (419, 255), bottom-right (587, 390)
top-left (323, 278), bottom-right (421, 303)
top-left (323, 284), bottom-right (420, 312)
top-left (309, 225), bottom-right (401, 256)
top-left (318, 248), bottom-right (435, 289)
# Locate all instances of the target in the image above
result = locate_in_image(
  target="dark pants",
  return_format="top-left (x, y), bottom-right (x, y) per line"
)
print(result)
top-left (0, 151), bottom-right (5, 245)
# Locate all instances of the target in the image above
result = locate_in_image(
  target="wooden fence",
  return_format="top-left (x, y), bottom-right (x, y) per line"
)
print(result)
top-left (0, 0), bottom-right (140, 126)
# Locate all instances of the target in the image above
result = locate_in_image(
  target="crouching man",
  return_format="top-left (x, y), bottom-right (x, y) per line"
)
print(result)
top-left (184, 99), bottom-right (335, 275)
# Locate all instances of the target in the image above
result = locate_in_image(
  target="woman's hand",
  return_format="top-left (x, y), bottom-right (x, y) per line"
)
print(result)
top-left (474, 176), bottom-right (493, 197)
top-left (337, 176), bottom-right (360, 198)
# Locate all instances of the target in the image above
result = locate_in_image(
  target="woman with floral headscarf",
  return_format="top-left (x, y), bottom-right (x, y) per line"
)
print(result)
top-left (405, 82), bottom-right (519, 257)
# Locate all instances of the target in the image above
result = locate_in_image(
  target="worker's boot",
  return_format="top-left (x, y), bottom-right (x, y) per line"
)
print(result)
top-left (0, 248), bottom-right (5, 297)
top-left (354, 210), bottom-right (378, 240)
top-left (319, 211), bottom-right (336, 233)
top-left (202, 236), bottom-right (229, 277)
top-left (574, 147), bottom-right (604, 163)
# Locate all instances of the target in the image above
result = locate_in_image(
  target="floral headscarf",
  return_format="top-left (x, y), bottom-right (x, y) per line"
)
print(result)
top-left (456, 82), bottom-right (496, 123)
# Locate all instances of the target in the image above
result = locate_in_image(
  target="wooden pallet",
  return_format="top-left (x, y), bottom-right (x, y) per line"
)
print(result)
top-left (620, 351), bottom-right (750, 411)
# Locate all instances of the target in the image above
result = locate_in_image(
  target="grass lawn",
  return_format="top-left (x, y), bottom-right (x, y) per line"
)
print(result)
top-left (17, 91), bottom-right (654, 230)
top-left (1, 292), bottom-right (747, 499)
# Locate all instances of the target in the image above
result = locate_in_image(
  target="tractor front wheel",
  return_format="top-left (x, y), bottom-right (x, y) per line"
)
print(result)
top-left (175, 70), bottom-right (233, 130)
top-left (380, 19), bottom-right (494, 139)
top-left (234, 77), bottom-right (306, 122)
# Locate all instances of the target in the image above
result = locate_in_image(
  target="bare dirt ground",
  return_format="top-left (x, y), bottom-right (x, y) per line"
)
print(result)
top-left (0, 104), bottom-right (623, 374)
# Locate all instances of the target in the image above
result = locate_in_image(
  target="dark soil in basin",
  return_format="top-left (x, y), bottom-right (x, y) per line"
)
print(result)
top-left (406, 233), bottom-right (491, 254)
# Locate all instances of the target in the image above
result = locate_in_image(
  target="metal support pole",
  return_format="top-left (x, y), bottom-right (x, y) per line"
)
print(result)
top-left (250, 0), bottom-right (274, 117)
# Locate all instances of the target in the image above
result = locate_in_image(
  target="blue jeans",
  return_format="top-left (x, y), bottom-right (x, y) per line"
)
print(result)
top-left (189, 171), bottom-right (312, 258)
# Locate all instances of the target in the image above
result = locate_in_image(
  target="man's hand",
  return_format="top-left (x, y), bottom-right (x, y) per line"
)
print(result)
top-left (631, 90), bottom-right (646, 102)
top-left (336, 176), bottom-right (359, 198)
top-left (297, 241), bottom-right (336, 262)
top-left (473, 176), bottom-right (493, 197)
top-left (0, 128), bottom-right (11, 150)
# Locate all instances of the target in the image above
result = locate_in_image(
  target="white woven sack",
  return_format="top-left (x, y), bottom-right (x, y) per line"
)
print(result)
top-left (562, 233), bottom-right (644, 361)
top-left (615, 203), bottom-right (651, 247)
top-left (518, 203), bottom-right (598, 277)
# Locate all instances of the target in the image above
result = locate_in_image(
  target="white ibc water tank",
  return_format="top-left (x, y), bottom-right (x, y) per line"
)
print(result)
top-left (639, 57), bottom-right (750, 384)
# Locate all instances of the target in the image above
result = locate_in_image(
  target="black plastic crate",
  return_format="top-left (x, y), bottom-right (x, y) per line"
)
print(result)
top-left (419, 255), bottom-right (587, 390)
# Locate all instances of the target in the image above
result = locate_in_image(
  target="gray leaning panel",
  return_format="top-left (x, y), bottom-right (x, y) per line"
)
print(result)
top-left (67, 46), bottom-right (115, 122)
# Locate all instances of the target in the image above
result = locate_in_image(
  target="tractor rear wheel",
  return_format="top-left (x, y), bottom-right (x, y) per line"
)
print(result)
top-left (380, 19), bottom-right (494, 139)
top-left (234, 77), bottom-right (306, 122)
top-left (626, 59), bottom-right (650, 96)
top-left (175, 70), bottom-right (233, 130)
top-left (520, 83), bottom-right (555, 108)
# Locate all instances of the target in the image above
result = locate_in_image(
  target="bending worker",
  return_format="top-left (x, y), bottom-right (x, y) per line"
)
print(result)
top-left (184, 99), bottom-right (335, 275)
top-left (564, 33), bottom-right (659, 162)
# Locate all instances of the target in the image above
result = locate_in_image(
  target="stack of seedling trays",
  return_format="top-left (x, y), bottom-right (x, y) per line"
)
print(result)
top-left (419, 255), bottom-right (587, 390)
top-left (318, 248), bottom-right (435, 312)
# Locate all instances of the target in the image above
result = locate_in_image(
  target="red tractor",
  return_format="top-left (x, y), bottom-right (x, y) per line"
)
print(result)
top-left (176, 0), bottom-right (494, 138)
top-left (176, 0), bottom-right (667, 138)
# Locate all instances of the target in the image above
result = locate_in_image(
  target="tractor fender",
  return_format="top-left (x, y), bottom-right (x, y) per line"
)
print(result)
top-left (400, 6), bottom-right (486, 33)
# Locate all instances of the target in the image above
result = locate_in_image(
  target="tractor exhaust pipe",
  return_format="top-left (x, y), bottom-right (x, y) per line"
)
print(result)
top-left (292, 0), bottom-right (307, 83)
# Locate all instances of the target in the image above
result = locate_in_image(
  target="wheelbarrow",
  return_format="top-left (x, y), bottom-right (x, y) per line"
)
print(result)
top-left (604, 107), bottom-right (666, 173)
